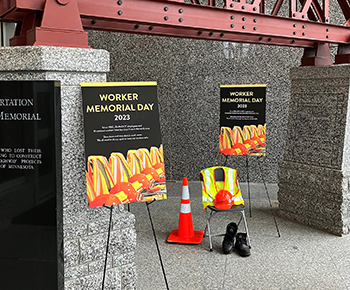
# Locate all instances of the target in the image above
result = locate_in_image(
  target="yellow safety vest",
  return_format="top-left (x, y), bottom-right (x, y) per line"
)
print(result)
top-left (200, 166), bottom-right (244, 209)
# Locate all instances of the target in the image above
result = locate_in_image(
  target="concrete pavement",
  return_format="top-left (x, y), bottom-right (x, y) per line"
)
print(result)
top-left (130, 181), bottom-right (350, 290)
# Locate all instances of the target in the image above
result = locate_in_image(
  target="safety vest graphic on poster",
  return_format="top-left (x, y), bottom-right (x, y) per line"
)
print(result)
top-left (81, 82), bottom-right (167, 208)
top-left (219, 84), bottom-right (266, 157)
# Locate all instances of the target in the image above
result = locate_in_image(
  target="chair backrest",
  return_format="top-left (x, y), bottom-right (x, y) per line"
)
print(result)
top-left (199, 167), bottom-right (224, 181)
top-left (214, 167), bottom-right (224, 181)
top-left (200, 167), bottom-right (227, 194)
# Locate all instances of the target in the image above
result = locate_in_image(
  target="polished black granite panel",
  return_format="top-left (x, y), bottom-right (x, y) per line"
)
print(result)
top-left (0, 81), bottom-right (61, 290)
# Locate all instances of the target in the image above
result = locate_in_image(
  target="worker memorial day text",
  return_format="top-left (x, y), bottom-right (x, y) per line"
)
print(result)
top-left (86, 93), bottom-right (155, 113)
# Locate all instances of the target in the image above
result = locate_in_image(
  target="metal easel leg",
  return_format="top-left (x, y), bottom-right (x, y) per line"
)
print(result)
top-left (256, 157), bottom-right (281, 237)
top-left (223, 154), bottom-right (228, 166)
top-left (241, 210), bottom-right (251, 248)
top-left (102, 204), bottom-right (114, 290)
top-left (245, 155), bottom-right (252, 217)
top-left (146, 200), bottom-right (170, 290)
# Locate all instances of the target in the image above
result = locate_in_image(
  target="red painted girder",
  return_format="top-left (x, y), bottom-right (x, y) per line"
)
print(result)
top-left (1, 0), bottom-right (350, 47)
top-left (81, 18), bottom-right (316, 47)
top-left (78, 0), bottom-right (350, 45)
top-left (5, 0), bottom-right (44, 12)
top-left (0, 0), bottom-right (44, 21)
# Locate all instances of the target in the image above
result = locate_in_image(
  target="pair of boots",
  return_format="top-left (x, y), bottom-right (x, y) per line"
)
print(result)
top-left (222, 222), bottom-right (251, 257)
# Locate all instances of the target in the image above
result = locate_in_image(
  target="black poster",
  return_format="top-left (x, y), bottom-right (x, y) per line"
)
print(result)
top-left (0, 81), bottom-right (60, 290)
top-left (81, 82), bottom-right (166, 207)
top-left (219, 85), bottom-right (266, 156)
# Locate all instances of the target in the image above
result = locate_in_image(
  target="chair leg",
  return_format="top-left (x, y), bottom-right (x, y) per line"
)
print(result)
top-left (236, 215), bottom-right (243, 227)
top-left (203, 223), bottom-right (208, 237)
top-left (205, 210), bottom-right (215, 252)
top-left (241, 210), bottom-right (251, 248)
top-left (207, 218), bottom-right (213, 252)
top-left (203, 208), bottom-right (211, 237)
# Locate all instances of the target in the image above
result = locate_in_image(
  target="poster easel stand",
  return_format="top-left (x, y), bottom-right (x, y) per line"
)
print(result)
top-left (102, 204), bottom-right (114, 290)
top-left (145, 200), bottom-right (170, 290)
top-left (126, 200), bottom-right (169, 289)
top-left (255, 156), bottom-right (280, 237)
top-left (222, 154), bottom-right (280, 237)
top-left (245, 155), bottom-right (252, 218)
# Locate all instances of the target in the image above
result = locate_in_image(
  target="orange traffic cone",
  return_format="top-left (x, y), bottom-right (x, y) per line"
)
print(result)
top-left (167, 177), bottom-right (204, 244)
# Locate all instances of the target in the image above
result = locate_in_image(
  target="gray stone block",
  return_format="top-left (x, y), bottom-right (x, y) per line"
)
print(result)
top-left (119, 228), bottom-right (137, 253)
top-left (46, 72), bottom-right (107, 86)
top-left (279, 65), bottom-right (350, 235)
top-left (65, 278), bottom-right (82, 290)
top-left (0, 46), bottom-right (137, 289)
top-left (66, 269), bottom-right (122, 290)
top-left (108, 228), bottom-right (136, 255)
top-left (121, 263), bottom-right (137, 290)
top-left (88, 258), bottom-right (113, 274)
top-left (88, 219), bottom-right (111, 235)
top-left (113, 212), bottom-right (136, 230)
top-left (64, 239), bottom-right (80, 268)
top-left (64, 223), bottom-right (88, 240)
top-left (108, 228), bottom-right (123, 243)
top-left (80, 232), bottom-right (109, 263)
top-left (0, 72), bottom-right (47, 80)
top-left (77, 272), bottom-right (104, 290)
top-left (65, 264), bottom-right (89, 280)
top-left (0, 46), bottom-right (109, 72)
top-left (105, 268), bottom-right (122, 290)
top-left (113, 253), bottom-right (135, 267)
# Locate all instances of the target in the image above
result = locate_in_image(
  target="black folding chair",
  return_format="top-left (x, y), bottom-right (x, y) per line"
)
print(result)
top-left (200, 167), bottom-right (251, 252)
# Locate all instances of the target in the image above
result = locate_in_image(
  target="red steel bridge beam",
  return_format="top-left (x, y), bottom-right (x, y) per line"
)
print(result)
top-left (1, 0), bottom-right (350, 65)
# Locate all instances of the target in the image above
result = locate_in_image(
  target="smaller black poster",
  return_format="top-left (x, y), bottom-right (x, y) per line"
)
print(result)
top-left (219, 84), bottom-right (266, 156)
top-left (81, 82), bottom-right (167, 208)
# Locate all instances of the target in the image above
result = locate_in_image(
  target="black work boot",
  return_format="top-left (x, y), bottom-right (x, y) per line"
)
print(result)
top-left (235, 233), bottom-right (251, 257)
top-left (222, 222), bottom-right (237, 254)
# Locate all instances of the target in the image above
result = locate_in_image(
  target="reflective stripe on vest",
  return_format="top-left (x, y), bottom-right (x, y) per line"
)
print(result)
top-left (204, 169), bottom-right (211, 198)
top-left (234, 194), bottom-right (244, 203)
top-left (202, 195), bottom-right (213, 202)
top-left (227, 168), bottom-right (234, 192)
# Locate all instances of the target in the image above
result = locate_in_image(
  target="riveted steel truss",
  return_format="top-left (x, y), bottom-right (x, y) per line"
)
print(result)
top-left (1, 0), bottom-right (350, 65)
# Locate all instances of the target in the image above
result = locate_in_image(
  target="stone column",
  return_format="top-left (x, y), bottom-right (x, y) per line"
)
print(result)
top-left (0, 46), bottom-right (137, 289)
top-left (278, 65), bottom-right (350, 236)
